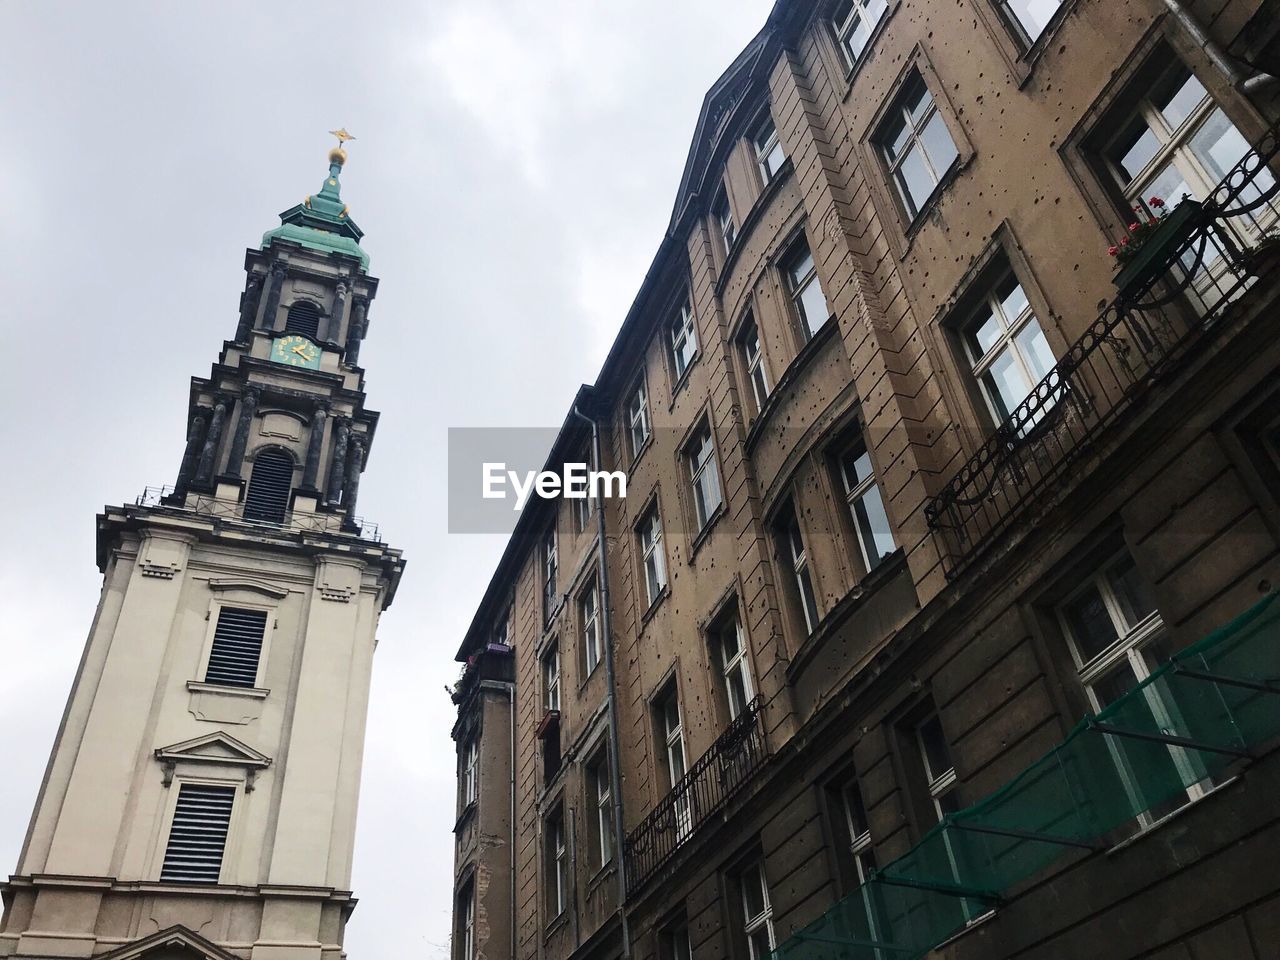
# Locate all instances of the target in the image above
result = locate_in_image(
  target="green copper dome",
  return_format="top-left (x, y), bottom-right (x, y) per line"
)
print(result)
top-left (262, 146), bottom-right (369, 270)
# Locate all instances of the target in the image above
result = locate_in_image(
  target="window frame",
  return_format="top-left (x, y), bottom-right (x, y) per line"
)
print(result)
top-left (714, 612), bottom-right (756, 722)
top-left (627, 377), bottom-right (653, 462)
top-left (781, 237), bottom-right (830, 340)
top-left (461, 735), bottom-right (479, 809)
top-left (581, 580), bottom-right (602, 678)
top-left (874, 70), bottom-right (961, 222)
top-left (670, 300), bottom-right (700, 385)
top-left (752, 114), bottom-right (788, 185)
top-left (458, 881), bottom-right (476, 960)
top-left (835, 436), bottom-right (897, 575)
top-left (589, 749), bottom-right (614, 869)
top-left (656, 682), bottom-right (692, 839)
top-left (714, 187), bottom-right (738, 257)
top-left (685, 421), bottom-right (724, 532)
top-left (638, 505), bottom-right (668, 609)
top-left (543, 643), bottom-right (561, 712)
top-left (739, 861), bottom-right (776, 960)
top-left (546, 807), bottom-right (568, 919)
top-left (829, 0), bottom-right (891, 72)
top-left (542, 528), bottom-right (559, 626)
top-left (738, 314), bottom-right (770, 416)
top-left (779, 507), bottom-right (820, 636)
top-left (200, 602), bottom-right (272, 690)
top-left (158, 778), bottom-right (238, 885)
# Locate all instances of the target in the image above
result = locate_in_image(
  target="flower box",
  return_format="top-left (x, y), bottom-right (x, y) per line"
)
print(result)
top-left (1113, 199), bottom-right (1203, 300)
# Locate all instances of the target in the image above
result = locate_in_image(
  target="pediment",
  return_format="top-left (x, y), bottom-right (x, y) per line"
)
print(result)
top-left (207, 576), bottom-right (288, 599)
top-left (96, 925), bottom-right (241, 960)
top-left (155, 731), bottom-right (272, 769)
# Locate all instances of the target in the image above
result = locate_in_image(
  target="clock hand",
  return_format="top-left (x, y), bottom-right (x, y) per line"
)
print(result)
top-left (291, 345), bottom-right (310, 357)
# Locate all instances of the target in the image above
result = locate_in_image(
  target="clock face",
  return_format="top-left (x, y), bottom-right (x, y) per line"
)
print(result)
top-left (271, 334), bottom-right (322, 370)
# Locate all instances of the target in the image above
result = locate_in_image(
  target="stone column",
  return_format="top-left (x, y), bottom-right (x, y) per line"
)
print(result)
top-left (261, 262), bottom-right (286, 332)
top-left (345, 298), bottom-right (368, 366)
top-left (331, 280), bottom-right (348, 344)
top-left (326, 418), bottom-right (350, 504)
top-left (302, 399), bottom-right (330, 490)
top-left (342, 434), bottom-right (366, 515)
top-left (224, 385), bottom-right (262, 479)
top-left (195, 396), bottom-right (232, 485)
top-left (234, 273), bottom-right (263, 342)
top-left (175, 409), bottom-right (209, 492)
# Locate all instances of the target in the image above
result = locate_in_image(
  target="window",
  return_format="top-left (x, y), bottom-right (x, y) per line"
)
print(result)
top-left (574, 484), bottom-right (594, 535)
top-left (877, 72), bottom-right (959, 219)
top-left (998, 0), bottom-right (1062, 47)
top-left (581, 582), bottom-right (602, 677)
top-left (1106, 59), bottom-right (1277, 242)
top-left (543, 644), bottom-right (561, 712)
top-left (740, 317), bottom-right (770, 414)
top-left (753, 116), bottom-right (787, 183)
top-left (204, 607), bottom-right (268, 688)
top-left (461, 736), bottom-right (478, 808)
top-left (628, 379), bottom-right (652, 461)
top-left (546, 808), bottom-right (568, 918)
top-left (493, 609), bottom-right (509, 647)
top-left (658, 686), bottom-right (691, 838)
top-left (1057, 552), bottom-right (1202, 822)
top-left (639, 507), bottom-right (668, 607)
top-left (916, 711), bottom-right (960, 821)
top-left (780, 510), bottom-right (820, 635)
top-left (686, 423), bottom-right (723, 531)
top-left (739, 862), bottom-right (776, 960)
top-left (160, 783), bottom-right (235, 884)
top-left (589, 751), bottom-right (614, 868)
top-left (836, 439), bottom-right (896, 573)
top-left (660, 923), bottom-right (694, 960)
top-left (457, 882), bottom-right (475, 960)
top-left (830, 0), bottom-right (888, 69)
top-left (243, 449), bottom-right (294, 524)
top-left (961, 271), bottom-right (1057, 423)
top-left (671, 301), bottom-right (699, 381)
top-left (543, 529), bottom-right (558, 625)
top-left (783, 239), bottom-right (830, 338)
top-left (715, 614), bottom-right (755, 721)
top-left (285, 300), bottom-right (320, 338)
top-left (715, 190), bottom-right (737, 256)
top-left (826, 771), bottom-right (882, 935)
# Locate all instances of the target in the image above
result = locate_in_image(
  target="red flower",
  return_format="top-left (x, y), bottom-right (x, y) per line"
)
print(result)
top-left (1108, 245), bottom-right (1119, 256)
top-left (1149, 196), bottom-right (1165, 208)
top-left (1128, 222), bottom-right (1140, 232)
top-left (1121, 237), bottom-right (1130, 246)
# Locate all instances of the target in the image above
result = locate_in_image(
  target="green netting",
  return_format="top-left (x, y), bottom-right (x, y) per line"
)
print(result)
top-left (773, 594), bottom-right (1280, 960)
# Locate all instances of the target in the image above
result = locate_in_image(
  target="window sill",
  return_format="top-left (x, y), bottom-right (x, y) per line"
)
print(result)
top-left (1012, 0), bottom-right (1079, 89)
top-left (544, 910), bottom-right (570, 941)
top-left (640, 585), bottom-right (671, 628)
top-left (744, 317), bottom-right (839, 456)
top-left (901, 155), bottom-right (972, 250)
top-left (1105, 776), bottom-right (1241, 857)
top-left (689, 502), bottom-right (727, 561)
top-left (452, 801), bottom-right (477, 834)
top-left (587, 859), bottom-right (616, 893)
top-left (186, 680), bottom-right (270, 699)
top-left (629, 435), bottom-right (654, 474)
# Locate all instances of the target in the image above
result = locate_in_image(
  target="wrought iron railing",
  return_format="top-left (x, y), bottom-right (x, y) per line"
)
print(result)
top-left (134, 485), bottom-right (381, 542)
top-left (925, 122), bottom-right (1280, 577)
top-left (624, 695), bottom-right (767, 897)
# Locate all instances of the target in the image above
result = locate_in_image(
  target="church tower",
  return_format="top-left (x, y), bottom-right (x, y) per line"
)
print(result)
top-left (0, 136), bottom-right (404, 960)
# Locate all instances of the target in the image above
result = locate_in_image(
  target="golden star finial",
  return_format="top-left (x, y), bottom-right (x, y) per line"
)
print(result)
top-left (330, 128), bottom-right (356, 145)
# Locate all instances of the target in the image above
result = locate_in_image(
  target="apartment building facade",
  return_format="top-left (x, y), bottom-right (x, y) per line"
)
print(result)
top-left (450, 2), bottom-right (1280, 960)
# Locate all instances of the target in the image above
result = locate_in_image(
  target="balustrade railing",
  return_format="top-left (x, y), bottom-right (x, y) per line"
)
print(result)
top-left (624, 696), bottom-right (767, 898)
top-left (925, 122), bottom-right (1280, 577)
top-left (134, 485), bottom-right (381, 542)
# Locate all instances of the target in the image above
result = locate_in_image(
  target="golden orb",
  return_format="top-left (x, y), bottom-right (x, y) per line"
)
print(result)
top-left (328, 145), bottom-right (348, 166)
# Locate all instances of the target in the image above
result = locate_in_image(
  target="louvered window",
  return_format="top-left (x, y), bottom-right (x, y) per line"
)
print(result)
top-left (285, 300), bottom-right (321, 339)
top-left (160, 783), bottom-right (235, 884)
top-left (204, 607), bottom-right (268, 688)
top-left (243, 450), bottom-right (294, 523)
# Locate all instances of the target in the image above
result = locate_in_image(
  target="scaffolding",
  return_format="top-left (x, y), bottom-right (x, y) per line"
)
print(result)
top-left (773, 593), bottom-right (1280, 960)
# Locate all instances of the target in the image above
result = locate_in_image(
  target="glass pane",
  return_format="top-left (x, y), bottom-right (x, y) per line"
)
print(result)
top-left (1190, 107), bottom-right (1255, 182)
top-left (721, 623), bottom-right (741, 664)
top-left (1144, 160), bottom-right (1196, 209)
top-left (918, 714), bottom-right (953, 781)
top-left (765, 139), bottom-right (787, 179)
top-left (968, 305), bottom-right (1003, 357)
top-left (842, 447), bottom-right (872, 490)
top-left (896, 147), bottom-right (933, 216)
top-left (1110, 555), bottom-right (1157, 626)
top-left (743, 866), bottom-right (766, 918)
top-left (787, 247), bottom-right (815, 287)
top-left (999, 277), bottom-right (1030, 323)
top-left (866, 0), bottom-right (889, 26)
top-left (728, 668), bottom-right (748, 718)
top-left (1063, 583), bottom-right (1119, 664)
top-left (799, 279), bottom-right (830, 334)
top-left (664, 696), bottom-right (680, 736)
top-left (906, 80), bottom-right (931, 123)
top-left (749, 928), bottom-right (773, 960)
top-left (982, 347), bottom-right (1029, 416)
top-left (1014, 319), bottom-right (1056, 382)
top-left (854, 483), bottom-right (896, 567)
top-left (1004, 0), bottom-right (1061, 40)
top-left (1157, 71), bottom-right (1208, 131)
top-left (1089, 658), bottom-right (1141, 709)
top-left (844, 781), bottom-right (870, 836)
top-left (884, 115), bottom-right (911, 162)
top-left (920, 112), bottom-right (958, 178)
top-left (1114, 122), bottom-right (1162, 185)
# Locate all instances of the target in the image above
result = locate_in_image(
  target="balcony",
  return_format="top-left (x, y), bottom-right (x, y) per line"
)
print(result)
top-left (925, 124), bottom-right (1280, 578)
top-left (623, 696), bottom-right (768, 898)
top-left (133, 485), bottom-right (381, 542)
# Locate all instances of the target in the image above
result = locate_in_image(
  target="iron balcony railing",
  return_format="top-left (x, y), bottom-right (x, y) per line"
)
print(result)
top-left (624, 695), bottom-right (768, 898)
top-left (924, 121), bottom-right (1280, 577)
top-left (134, 485), bottom-right (381, 542)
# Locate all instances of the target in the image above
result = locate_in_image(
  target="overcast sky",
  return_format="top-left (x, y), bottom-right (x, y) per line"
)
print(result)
top-left (0, 1), bottom-right (776, 956)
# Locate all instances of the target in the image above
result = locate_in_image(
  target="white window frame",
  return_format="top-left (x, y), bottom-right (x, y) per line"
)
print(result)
top-left (997, 0), bottom-right (1063, 49)
top-left (462, 736), bottom-right (478, 808)
top-left (628, 379), bottom-right (652, 460)
top-left (582, 582), bottom-right (602, 676)
top-left (961, 271), bottom-right (1056, 424)
top-left (753, 116), bottom-right (787, 183)
top-left (661, 925), bottom-right (694, 960)
top-left (717, 616), bottom-right (755, 721)
top-left (715, 189), bottom-right (737, 256)
top-left (460, 884), bottom-right (476, 960)
top-left (592, 753), bottom-right (613, 866)
top-left (670, 301), bottom-right (699, 382)
top-left (158, 777), bottom-right (239, 885)
top-left (639, 508), bottom-right (668, 607)
top-left (784, 240), bottom-right (829, 338)
top-left (543, 530), bottom-right (558, 624)
top-left (916, 713), bottom-right (959, 822)
top-left (830, 0), bottom-right (890, 70)
top-left (837, 438), bottom-right (896, 573)
top-left (661, 689), bottom-right (692, 839)
top-left (543, 645), bottom-right (561, 712)
top-left (783, 514), bottom-right (819, 635)
top-left (878, 74), bottom-right (959, 219)
top-left (686, 424), bottom-right (723, 531)
top-left (741, 862), bottom-right (776, 960)
top-left (839, 776), bottom-right (881, 942)
top-left (493, 609), bottom-right (509, 648)
top-left (548, 811), bottom-right (567, 917)
top-left (740, 317), bottom-right (770, 414)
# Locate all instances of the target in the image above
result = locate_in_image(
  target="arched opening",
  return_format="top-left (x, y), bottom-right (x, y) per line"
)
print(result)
top-left (243, 449), bottom-right (294, 523)
top-left (285, 300), bottom-right (321, 339)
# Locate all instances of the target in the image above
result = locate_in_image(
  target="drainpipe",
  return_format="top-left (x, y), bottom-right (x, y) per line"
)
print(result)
top-left (1162, 0), bottom-right (1277, 93)
top-left (571, 399), bottom-right (632, 960)
top-left (508, 679), bottom-right (516, 960)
